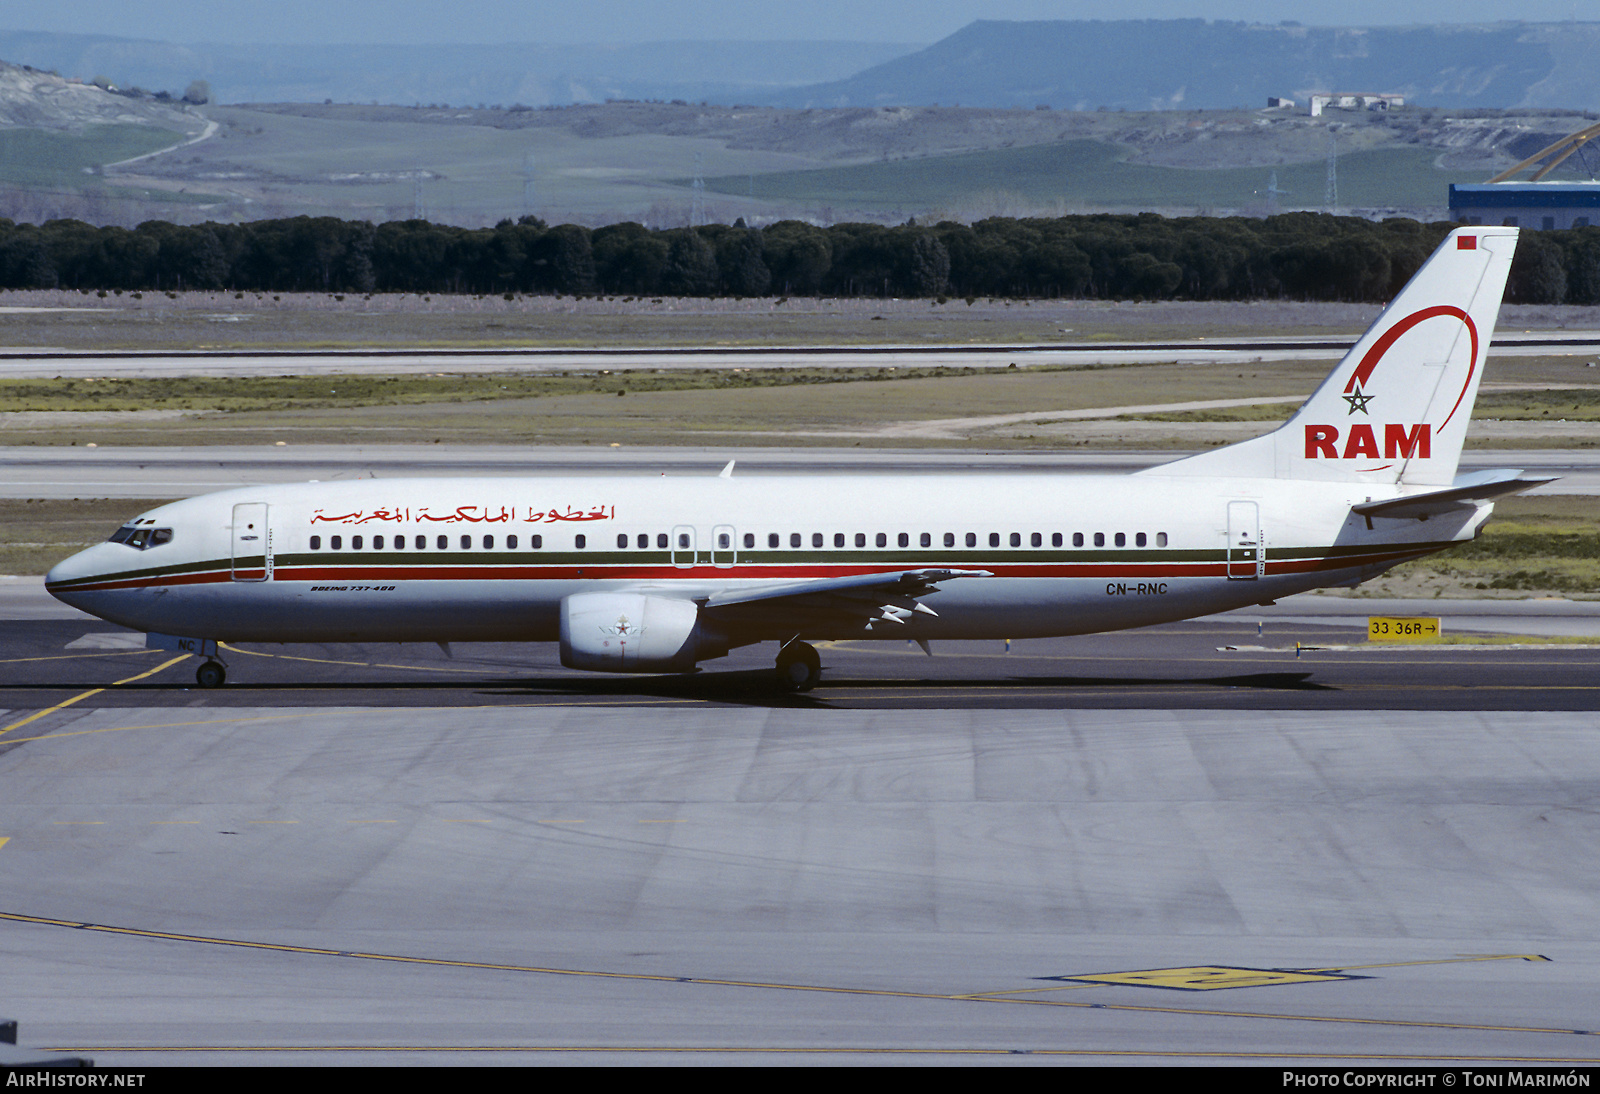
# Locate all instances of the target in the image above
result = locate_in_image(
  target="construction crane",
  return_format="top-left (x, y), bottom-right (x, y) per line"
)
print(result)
top-left (1486, 121), bottom-right (1600, 184)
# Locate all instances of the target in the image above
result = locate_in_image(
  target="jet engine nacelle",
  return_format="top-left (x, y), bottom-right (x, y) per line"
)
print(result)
top-left (559, 592), bottom-right (726, 673)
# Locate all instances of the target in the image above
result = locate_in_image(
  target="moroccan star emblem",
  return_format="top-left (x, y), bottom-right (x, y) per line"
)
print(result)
top-left (1343, 386), bottom-right (1374, 415)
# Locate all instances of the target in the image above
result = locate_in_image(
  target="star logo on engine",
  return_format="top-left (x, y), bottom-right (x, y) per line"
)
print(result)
top-left (603, 613), bottom-right (642, 638)
top-left (1343, 385), bottom-right (1374, 415)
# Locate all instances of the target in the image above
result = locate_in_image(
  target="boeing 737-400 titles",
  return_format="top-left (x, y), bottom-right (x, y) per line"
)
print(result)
top-left (47, 227), bottom-right (1547, 690)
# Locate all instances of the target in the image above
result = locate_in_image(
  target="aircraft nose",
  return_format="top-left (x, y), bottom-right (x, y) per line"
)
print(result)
top-left (45, 545), bottom-right (110, 607)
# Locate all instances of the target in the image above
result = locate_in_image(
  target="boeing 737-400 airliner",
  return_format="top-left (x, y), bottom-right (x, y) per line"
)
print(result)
top-left (47, 227), bottom-right (1546, 690)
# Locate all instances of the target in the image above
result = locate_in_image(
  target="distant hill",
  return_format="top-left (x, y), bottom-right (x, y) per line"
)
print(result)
top-left (0, 31), bottom-right (920, 107)
top-left (773, 20), bottom-right (1600, 111)
top-left (0, 58), bottom-right (202, 132)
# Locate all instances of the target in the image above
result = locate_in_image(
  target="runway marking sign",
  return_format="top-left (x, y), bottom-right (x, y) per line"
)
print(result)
top-left (1044, 965), bottom-right (1364, 991)
top-left (1368, 616), bottom-right (1442, 643)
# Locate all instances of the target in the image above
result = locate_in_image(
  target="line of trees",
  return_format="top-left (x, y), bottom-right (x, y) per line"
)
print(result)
top-left (0, 212), bottom-right (1595, 305)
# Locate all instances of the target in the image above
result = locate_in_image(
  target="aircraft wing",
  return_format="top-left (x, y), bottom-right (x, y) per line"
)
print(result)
top-left (701, 568), bottom-right (992, 631)
top-left (1351, 469), bottom-right (1556, 521)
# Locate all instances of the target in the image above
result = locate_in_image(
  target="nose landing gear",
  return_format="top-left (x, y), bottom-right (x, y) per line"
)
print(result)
top-left (195, 660), bottom-right (227, 688)
top-left (774, 640), bottom-right (821, 692)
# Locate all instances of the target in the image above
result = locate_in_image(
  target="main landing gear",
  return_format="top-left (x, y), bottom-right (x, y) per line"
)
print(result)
top-left (195, 660), bottom-right (227, 688)
top-left (774, 640), bottom-right (821, 692)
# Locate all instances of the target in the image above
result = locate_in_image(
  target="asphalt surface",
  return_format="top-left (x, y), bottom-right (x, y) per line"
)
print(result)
top-left (5, 585), bottom-right (1600, 1065)
top-left (4, 445), bottom-right (1599, 497)
top-left (3, 614), bottom-right (1600, 713)
top-left (1, 332), bottom-right (1596, 378)
top-left (4, 679), bottom-right (1599, 1065)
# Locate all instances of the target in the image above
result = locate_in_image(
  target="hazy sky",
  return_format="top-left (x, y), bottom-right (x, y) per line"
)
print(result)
top-left (8, 0), bottom-right (1592, 45)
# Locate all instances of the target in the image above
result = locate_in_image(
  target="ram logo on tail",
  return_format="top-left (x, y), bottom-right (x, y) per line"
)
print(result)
top-left (1143, 227), bottom-right (1518, 487)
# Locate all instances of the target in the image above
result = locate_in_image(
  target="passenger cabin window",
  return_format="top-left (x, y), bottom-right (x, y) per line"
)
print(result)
top-left (790, 533), bottom-right (801, 548)
top-left (965, 533), bottom-right (976, 548)
top-left (310, 536), bottom-right (322, 550)
top-left (353, 535), bottom-right (364, 549)
top-left (1156, 533), bottom-right (1168, 547)
top-left (575, 534), bottom-right (587, 549)
top-left (768, 534), bottom-right (779, 548)
top-left (331, 536), bottom-right (342, 550)
top-left (1073, 533), bottom-right (1084, 547)
top-left (1094, 533), bottom-right (1105, 547)
top-left (834, 533), bottom-right (845, 548)
top-left (508, 535), bottom-right (520, 549)
top-left (461, 535), bottom-right (471, 549)
top-left (744, 533), bottom-right (755, 549)
top-left (482, 535), bottom-right (493, 549)
top-left (812, 533), bottom-right (823, 548)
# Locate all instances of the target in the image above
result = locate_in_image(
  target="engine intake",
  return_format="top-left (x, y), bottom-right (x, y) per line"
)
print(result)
top-left (559, 592), bottom-right (726, 673)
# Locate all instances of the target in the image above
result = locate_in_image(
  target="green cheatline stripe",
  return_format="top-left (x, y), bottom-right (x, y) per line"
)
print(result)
top-left (1271, 541), bottom-right (1458, 561)
top-left (48, 555), bottom-right (250, 588)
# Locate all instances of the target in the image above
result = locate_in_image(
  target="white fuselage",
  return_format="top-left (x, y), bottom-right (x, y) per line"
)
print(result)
top-left (45, 471), bottom-right (1487, 649)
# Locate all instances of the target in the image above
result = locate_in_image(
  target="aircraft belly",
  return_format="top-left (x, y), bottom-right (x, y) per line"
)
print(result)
top-left (65, 580), bottom-right (566, 644)
top-left (64, 564), bottom-right (1371, 646)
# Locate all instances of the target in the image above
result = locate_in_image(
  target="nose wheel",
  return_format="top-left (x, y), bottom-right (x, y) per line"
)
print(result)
top-left (774, 641), bottom-right (821, 692)
top-left (195, 660), bottom-right (227, 689)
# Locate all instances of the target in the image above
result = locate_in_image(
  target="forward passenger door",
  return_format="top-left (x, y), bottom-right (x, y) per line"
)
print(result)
top-left (231, 503), bottom-right (272, 582)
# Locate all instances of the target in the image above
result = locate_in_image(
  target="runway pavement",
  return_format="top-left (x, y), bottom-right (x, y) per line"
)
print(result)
top-left (4, 445), bottom-right (1599, 498)
top-left (3, 680), bottom-right (1599, 1064)
top-left (1, 332), bottom-right (1597, 378)
top-left (5, 589), bottom-right (1600, 1063)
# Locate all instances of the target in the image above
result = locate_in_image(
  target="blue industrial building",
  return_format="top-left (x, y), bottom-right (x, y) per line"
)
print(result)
top-left (1449, 183), bottom-right (1600, 230)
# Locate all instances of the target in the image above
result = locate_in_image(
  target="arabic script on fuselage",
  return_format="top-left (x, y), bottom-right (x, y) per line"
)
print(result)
top-left (310, 504), bottom-right (615, 525)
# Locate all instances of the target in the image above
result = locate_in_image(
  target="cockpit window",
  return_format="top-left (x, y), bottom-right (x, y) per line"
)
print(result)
top-left (107, 523), bottom-right (173, 550)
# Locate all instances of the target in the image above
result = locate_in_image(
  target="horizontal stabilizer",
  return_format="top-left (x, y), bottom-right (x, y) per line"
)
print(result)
top-left (1351, 469), bottom-right (1554, 520)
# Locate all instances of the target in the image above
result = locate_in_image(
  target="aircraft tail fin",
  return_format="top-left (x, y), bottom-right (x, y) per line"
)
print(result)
top-left (1141, 226), bottom-right (1518, 486)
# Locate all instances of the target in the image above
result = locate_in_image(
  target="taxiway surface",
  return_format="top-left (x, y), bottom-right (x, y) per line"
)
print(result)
top-left (4, 445), bottom-right (1599, 498)
top-left (2, 332), bottom-right (1597, 378)
top-left (3, 598), bottom-right (1600, 1064)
